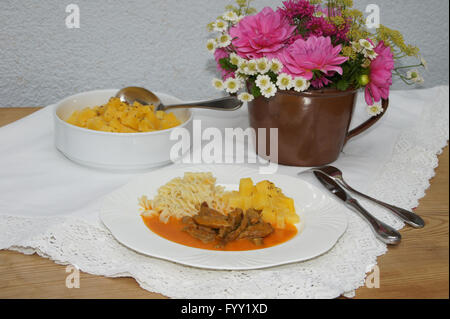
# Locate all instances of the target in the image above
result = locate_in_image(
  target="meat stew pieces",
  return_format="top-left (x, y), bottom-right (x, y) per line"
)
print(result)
top-left (182, 202), bottom-right (274, 248)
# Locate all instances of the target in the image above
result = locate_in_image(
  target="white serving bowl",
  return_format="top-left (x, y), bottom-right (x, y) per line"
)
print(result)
top-left (54, 89), bottom-right (193, 171)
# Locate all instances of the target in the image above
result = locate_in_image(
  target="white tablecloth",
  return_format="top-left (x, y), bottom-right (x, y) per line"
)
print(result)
top-left (0, 86), bottom-right (448, 298)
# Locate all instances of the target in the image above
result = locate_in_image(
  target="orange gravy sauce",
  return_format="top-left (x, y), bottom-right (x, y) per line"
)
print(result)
top-left (142, 215), bottom-right (298, 251)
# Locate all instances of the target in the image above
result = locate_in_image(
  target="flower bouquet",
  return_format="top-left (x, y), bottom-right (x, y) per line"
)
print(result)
top-left (206, 0), bottom-right (426, 166)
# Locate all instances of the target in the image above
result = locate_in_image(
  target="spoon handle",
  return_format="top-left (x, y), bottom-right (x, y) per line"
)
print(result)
top-left (346, 198), bottom-right (402, 245)
top-left (161, 96), bottom-right (243, 111)
top-left (337, 178), bottom-right (425, 228)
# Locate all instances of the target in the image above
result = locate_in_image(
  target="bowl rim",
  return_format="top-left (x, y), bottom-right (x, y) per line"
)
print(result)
top-left (54, 89), bottom-right (194, 137)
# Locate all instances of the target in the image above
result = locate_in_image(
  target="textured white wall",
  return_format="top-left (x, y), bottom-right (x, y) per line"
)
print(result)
top-left (0, 0), bottom-right (448, 107)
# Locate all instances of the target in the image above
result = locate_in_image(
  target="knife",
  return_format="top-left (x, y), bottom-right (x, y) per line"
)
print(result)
top-left (313, 171), bottom-right (401, 245)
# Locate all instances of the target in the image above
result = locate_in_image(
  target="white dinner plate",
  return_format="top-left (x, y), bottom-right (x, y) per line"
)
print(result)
top-left (100, 164), bottom-right (348, 270)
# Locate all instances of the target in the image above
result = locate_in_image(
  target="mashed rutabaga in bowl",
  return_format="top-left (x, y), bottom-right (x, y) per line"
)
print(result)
top-left (66, 97), bottom-right (181, 133)
top-left (54, 89), bottom-right (193, 170)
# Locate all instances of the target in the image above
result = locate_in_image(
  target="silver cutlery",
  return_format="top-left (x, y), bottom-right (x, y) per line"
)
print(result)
top-left (115, 86), bottom-right (243, 112)
top-left (310, 166), bottom-right (425, 228)
top-left (313, 171), bottom-right (402, 245)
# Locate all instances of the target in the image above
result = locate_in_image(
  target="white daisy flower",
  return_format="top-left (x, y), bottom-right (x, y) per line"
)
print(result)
top-left (238, 92), bottom-right (254, 102)
top-left (293, 77), bottom-right (310, 92)
top-left (212, 78), bottom-right (224, 90)
top-left (245, 60), bottom-right (258, 75)
top-left (364, 49), bottom-right (378, 60)
top-left (406, 70), bottom-right (417, 79)
top-left (229, 53), bottom-right (241, 66)
top-left (206, 39), bottom-right (217, 53)
top-left (276, 73), bottom-right (293, 90)
top-left (270, 58), bottom-right (283, 74)
top-left (237, 59), bottom-right (249, 74)
top-left (235, 15), bottom-right (245, 23)
top-left (420, 56), bottom-right (428, 71)
top-left (353, 39), bottom-right (377, 60)
top-left (213, 19), bottom-right (228, 32)
top-left (367, 104), bottom-right (383, 116)
top-left (256, 58), bottom-right (272, 74)
top-left (351, 41), bottom-right (362, 52)
top-left (224, 77), bottom-right (242, 94)
top-left (261, 83), bottom-right (277, 99)
top-left (255, 74), bottom-right (272, 90)
top-left (217, 34), bottom-right (232, 48)
top-left (235, 73), bottom-right (247, 83)
top-left (359, 39), bottom-right (374, 50)
top-left (406, 70), bottom-right (424, 84)
top-left (223, 11), bottom-right (239, 22)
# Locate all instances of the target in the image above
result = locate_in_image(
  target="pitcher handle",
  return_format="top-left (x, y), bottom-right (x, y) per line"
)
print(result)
top-left (345, 98), bottom-right (389, 144)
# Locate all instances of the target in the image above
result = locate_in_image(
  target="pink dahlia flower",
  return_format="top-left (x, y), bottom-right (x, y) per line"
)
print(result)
top-left (214, 48), bottom-right (234, 80)
top-left (230, 7), bottom-right (296, 59)
top-left (365, 41), bottom-right (394, 105)
top-left (280, 36), bottom-right (348, 80)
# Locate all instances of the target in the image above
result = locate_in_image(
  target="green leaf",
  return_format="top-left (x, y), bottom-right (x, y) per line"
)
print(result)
top-left (361, 68), bottom-right (370, 75)
top-left (336, 79), bottom-right (350, 91)
top-left (219, 58), bottom-right (237, 71)
top-left (267, 71), bottom-right (278, 82)
top-left (250, 82), bottom-right (261, 98)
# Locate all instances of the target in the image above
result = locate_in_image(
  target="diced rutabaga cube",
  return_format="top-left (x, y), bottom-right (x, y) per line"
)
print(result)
top-left (239, 178), bottom-right (254, 197)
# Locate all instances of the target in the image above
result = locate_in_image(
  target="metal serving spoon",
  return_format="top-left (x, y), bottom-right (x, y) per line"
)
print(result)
top-left (115, 86), bottom-right (243, 112)
top-left (311, 166), bottom-right (425, 228)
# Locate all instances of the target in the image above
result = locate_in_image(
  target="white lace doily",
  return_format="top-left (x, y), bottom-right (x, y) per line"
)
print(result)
top-left (0, 86), bottom-right (448, 299)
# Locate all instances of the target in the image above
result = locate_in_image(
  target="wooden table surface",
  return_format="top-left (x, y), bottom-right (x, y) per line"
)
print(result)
top-left (0, 107), bottom-right (448, 299)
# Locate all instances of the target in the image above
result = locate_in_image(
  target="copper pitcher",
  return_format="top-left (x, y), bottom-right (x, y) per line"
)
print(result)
top-left (248, 89), bottom-right (388, 167)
